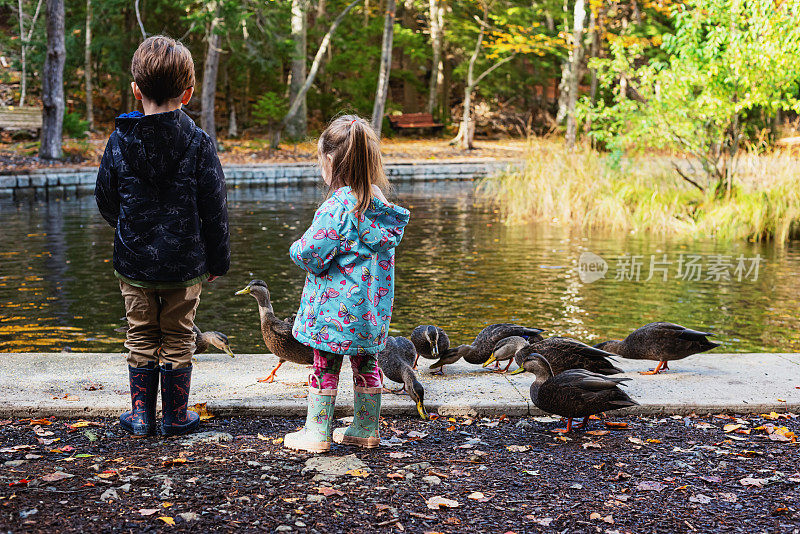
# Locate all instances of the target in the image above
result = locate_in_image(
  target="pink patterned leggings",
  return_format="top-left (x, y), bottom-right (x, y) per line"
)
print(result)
top-left (310, 348), bottom-right (382, 390)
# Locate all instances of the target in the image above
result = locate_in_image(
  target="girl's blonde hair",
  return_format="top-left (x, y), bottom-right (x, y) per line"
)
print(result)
top-left (318, 115), bottom-right (389, 216)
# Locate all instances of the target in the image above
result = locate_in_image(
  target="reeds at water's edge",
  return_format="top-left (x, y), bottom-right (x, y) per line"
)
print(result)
top-left (478, 141), bottom-right (800, 242)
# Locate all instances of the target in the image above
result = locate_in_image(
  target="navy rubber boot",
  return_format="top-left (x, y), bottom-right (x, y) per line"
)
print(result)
top-left (160, 364), bottom-right (200, 436)
top-left (119, 362), bottom-right (159, 435)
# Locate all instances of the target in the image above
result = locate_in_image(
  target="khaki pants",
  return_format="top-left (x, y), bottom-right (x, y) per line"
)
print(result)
top-left (120, 280), bottom-right (202, 369)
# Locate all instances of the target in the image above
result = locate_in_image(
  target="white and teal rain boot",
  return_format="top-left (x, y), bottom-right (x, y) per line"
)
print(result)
top-left (333, 383), bottom-right (382, 448)
top-left (284, 384), bottom-right (337, 453)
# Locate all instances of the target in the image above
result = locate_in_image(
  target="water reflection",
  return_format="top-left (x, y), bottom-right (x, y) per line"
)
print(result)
top-left (1, 180), bottom-right (798, 353)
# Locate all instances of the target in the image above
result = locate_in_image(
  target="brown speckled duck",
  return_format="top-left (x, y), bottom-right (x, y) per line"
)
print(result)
top-left (486, 336), bottom-right (622, 376)
top-left (236, 279), bottom-right (313, 382)
top-left (595, 322), bottom-right (719, 375)
top-left (378, 336), bottom-right (429, 420)
top-left (430, 323), bottom-right (544, 372)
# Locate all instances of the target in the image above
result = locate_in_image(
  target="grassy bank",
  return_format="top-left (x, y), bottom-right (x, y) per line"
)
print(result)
top-left (478, 141), bottom-right (800, 242)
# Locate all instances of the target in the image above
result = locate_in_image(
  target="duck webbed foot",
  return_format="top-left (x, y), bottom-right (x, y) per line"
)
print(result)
top-left (382, 385), bottom-right (407, 395)
top-left (259, 360), bottom-right (286, 383)
top-left (430, 366), bottom-right (445, 376)
top-left (640, 361), bottom-right (668, 375)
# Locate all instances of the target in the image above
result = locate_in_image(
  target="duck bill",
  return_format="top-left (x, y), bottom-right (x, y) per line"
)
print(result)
top-left (223, 345), bottom-right (236, 358)
top-left (482, 354), bottom-right (497, 368)
top-left (432, 345), bottom-right (439, 357)
top-left (416, 401), bottom-right (429, 420)
top-left (509, 366), bottom-right (525, 375)
top-left (428, 360), bottom-right (444, 370)
top-left (235, 286), bottom-right (251, 295)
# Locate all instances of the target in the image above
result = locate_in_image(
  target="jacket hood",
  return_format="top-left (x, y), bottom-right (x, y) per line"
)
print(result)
top-left (334, 187), bottom-right (410, 252)
top-left (113, 109), bottom-right (197, 188)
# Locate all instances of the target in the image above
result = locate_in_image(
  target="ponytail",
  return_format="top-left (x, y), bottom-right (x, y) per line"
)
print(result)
top-left (318, 115), bottom-right (389, 217)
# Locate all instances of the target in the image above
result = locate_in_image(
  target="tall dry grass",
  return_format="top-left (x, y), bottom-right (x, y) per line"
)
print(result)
top-left (478, 140), bottom-right (800, 242)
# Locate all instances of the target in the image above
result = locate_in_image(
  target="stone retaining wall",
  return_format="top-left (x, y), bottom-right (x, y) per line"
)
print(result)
top-left (0, 160), bottom-right (518, 200)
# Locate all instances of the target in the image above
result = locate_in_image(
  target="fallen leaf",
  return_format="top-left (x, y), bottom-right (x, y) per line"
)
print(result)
top-left (388, 452), bottom-right (411, 459)
top-left (628, 437), bottom-right (645, 445)
top-left (604, 421), bottom-right (628, 429)
top-left (689, 494), bottom-right (713, 504)
top-left (506, 445), bottom-right (530, 452)
top-left (161, 458), bottom-right (187, 468)
top-left (589, 512), bottom-right (614, 524)
top-left (739, 477), bottom-right (768, 487)
top-left (257, 434), bottom-right (269, 441)
top-left (525, 516), bottom-right (553, 527)
top-left (316, 486), bottom-right (344, 497)
top-left (40, 472), bottom-right (72, 482)
top-left (407, 431), bottom-right (428, 439)
top-left (467, 492), bottom-right (490, 502)
top-left (582, 441), bottom-right (602, 449)
top-left (158, 517), bottom-right (175, 526)
top-left (139, 509), bottom-right (159, 516)
top-left (723, 424), bottom-right (743, 432)
top-left (426, 496), bottom-right (459, 510)
top-left (29, 418), bottom-right (52, 425)
top-left (346, 469), bottom-right (370, 478)
top-left (637, 481), bottom-right (666, 492)
top-left (387, 472), bottom-right (405, 480)
top-left (188, 403), bottom-right (214, 421)
top-left (587, 430), bottom-right (609, 436)
top-left (646, 439), bottom-right (661, 444)
top-left (8, 479), bottom-right (29, 487)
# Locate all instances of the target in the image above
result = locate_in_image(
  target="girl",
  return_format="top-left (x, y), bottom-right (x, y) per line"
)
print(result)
top-left (285, 115), bottom-right (410, 453)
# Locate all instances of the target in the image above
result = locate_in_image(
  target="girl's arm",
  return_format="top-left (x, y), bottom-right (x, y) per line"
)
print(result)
top-left (290, 198), bottom-right (347, 275)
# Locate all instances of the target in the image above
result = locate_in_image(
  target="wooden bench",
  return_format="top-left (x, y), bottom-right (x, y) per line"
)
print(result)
top-left (387, 112), bottom-right (443, 132)
top-left (0, 106), bottom-right (42, 134)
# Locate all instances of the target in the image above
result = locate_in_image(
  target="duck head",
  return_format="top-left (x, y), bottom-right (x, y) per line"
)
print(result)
top-left (483, 336), bottom-right (528, 368)
top-left (206, 331), bottom-right (235, 358)
top-left (235, 280), bottom-right (273, 310)
top-left (509, 351), bottom-right (552, 378)
top-left (409, 378), bottom-right (429, 420)
top-left (424, 325), bottom-right (440, 357)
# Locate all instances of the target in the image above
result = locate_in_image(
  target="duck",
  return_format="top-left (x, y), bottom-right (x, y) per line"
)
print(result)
top-left (430, 323), bottom-right (545, 372)
top-left (114, 323), bottom-right (235, 361)
top-left (522, 352), bottom-right (638, 432)
top-left (378, 336), bottom-right (429, 420)
top-left (410, 325), bottom-right (450, 369)
top-left (486, 336), bottom-right (622, 375)
top-left (235, 279), bottom-right (314, 382)
top-left (594, 322), bottom-right (719, 375)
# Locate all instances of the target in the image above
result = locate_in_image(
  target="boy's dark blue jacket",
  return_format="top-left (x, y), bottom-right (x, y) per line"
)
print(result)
top-left (95, 109), bottom-right (230, 284)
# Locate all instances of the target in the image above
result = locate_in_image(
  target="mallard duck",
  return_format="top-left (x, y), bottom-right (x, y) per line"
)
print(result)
top-left (487, 336), bottom-right (622, 375)
top-left (523, 353), bottom-right (638, 432)
top-left (430, 324), bottom-right (545, 372)
top-left (236, 279), bottom-right (314, 382)
top-left (378, 336), bottom-right (429, 420)
top-left (114, 323), bottom-right (234, 361)
top-left (410, 325), bottom-right (450, 369)
top-left (595, 322), bottom-right (720, 375)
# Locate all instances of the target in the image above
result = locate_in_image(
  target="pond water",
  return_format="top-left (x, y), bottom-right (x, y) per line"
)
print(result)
top-left (1, 179), bottom-right (799, 354)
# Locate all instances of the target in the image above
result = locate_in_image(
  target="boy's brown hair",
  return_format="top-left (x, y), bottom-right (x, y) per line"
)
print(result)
top-left (318, 115), bottom-right (389, 216)
top-left (131, 35), bottom-right (195, 106)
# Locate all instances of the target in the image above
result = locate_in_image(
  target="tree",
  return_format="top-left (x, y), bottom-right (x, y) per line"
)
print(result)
top-left (452, 1), bottom-right (515, 149)
top-left (584, 0), bottom-right (800, 197)
top-left (426, 0), bottom-right (445, 116)
top-left (371, 0), bottom-right (395, 135)
top-left (286, 0), bottom-right (308, 139)
top-left (564, 0), bottom-right (585, 149)
top-left (39, 0), bottom-right (65, 160)
top-left (84, 0), bottom-right (93, 129)
top-left (16, 0), bottom-right (44, 107)
top-left (201, 2), bottom-right (222, 144)
top-left (275, 0), bottom-right (362, 147)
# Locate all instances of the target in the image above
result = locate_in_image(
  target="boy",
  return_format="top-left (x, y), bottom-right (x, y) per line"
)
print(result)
top-left (95, 35), bottom-right (230, 436)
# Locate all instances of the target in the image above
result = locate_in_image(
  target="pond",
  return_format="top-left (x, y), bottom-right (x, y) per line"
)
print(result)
top-left (1, 179), bottom-right (799, 354)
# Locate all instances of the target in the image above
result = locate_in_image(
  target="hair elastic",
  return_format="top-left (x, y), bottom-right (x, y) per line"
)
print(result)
top-left (350, 119), bottom-right (357, 125)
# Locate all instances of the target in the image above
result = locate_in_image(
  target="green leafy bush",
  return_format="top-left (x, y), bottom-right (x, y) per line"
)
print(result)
top-left (63, 111), bottom-right (89, 139)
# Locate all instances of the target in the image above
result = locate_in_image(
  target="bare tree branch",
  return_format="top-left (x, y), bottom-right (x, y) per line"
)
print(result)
top-left (672, 163), bottom-right (705, 193)
top-left (134, 0), bottom-right (146, 40)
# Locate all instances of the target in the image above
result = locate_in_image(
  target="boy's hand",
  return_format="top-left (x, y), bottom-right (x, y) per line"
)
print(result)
top-left (207, 275), bottom-right (219, 282)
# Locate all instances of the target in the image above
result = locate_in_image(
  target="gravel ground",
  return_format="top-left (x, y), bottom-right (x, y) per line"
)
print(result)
top-left (1, 411), bottom-right (798, 533)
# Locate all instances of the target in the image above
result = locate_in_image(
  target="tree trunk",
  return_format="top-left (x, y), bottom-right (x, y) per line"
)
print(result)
top-left (18, 0), bottom-right (44, 107)
top-left (286, 0), bottom-right (308, 139)
top-left (225, 67), bottom-right (238, 138)
top-left (84, 0), bottom-right (93, 130)
top-left (276, 0), bottom-right (362, 147)
top-left (426, 0), bottom-right (444, 116)
top-left (564, 0), bottom-right (585, 150)
top-left (39, 0), bottom-right (65, 160)
top-left (371, 0), bottom-right (395, 135)
top-left (201, 5), bottom-right (222, 145)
